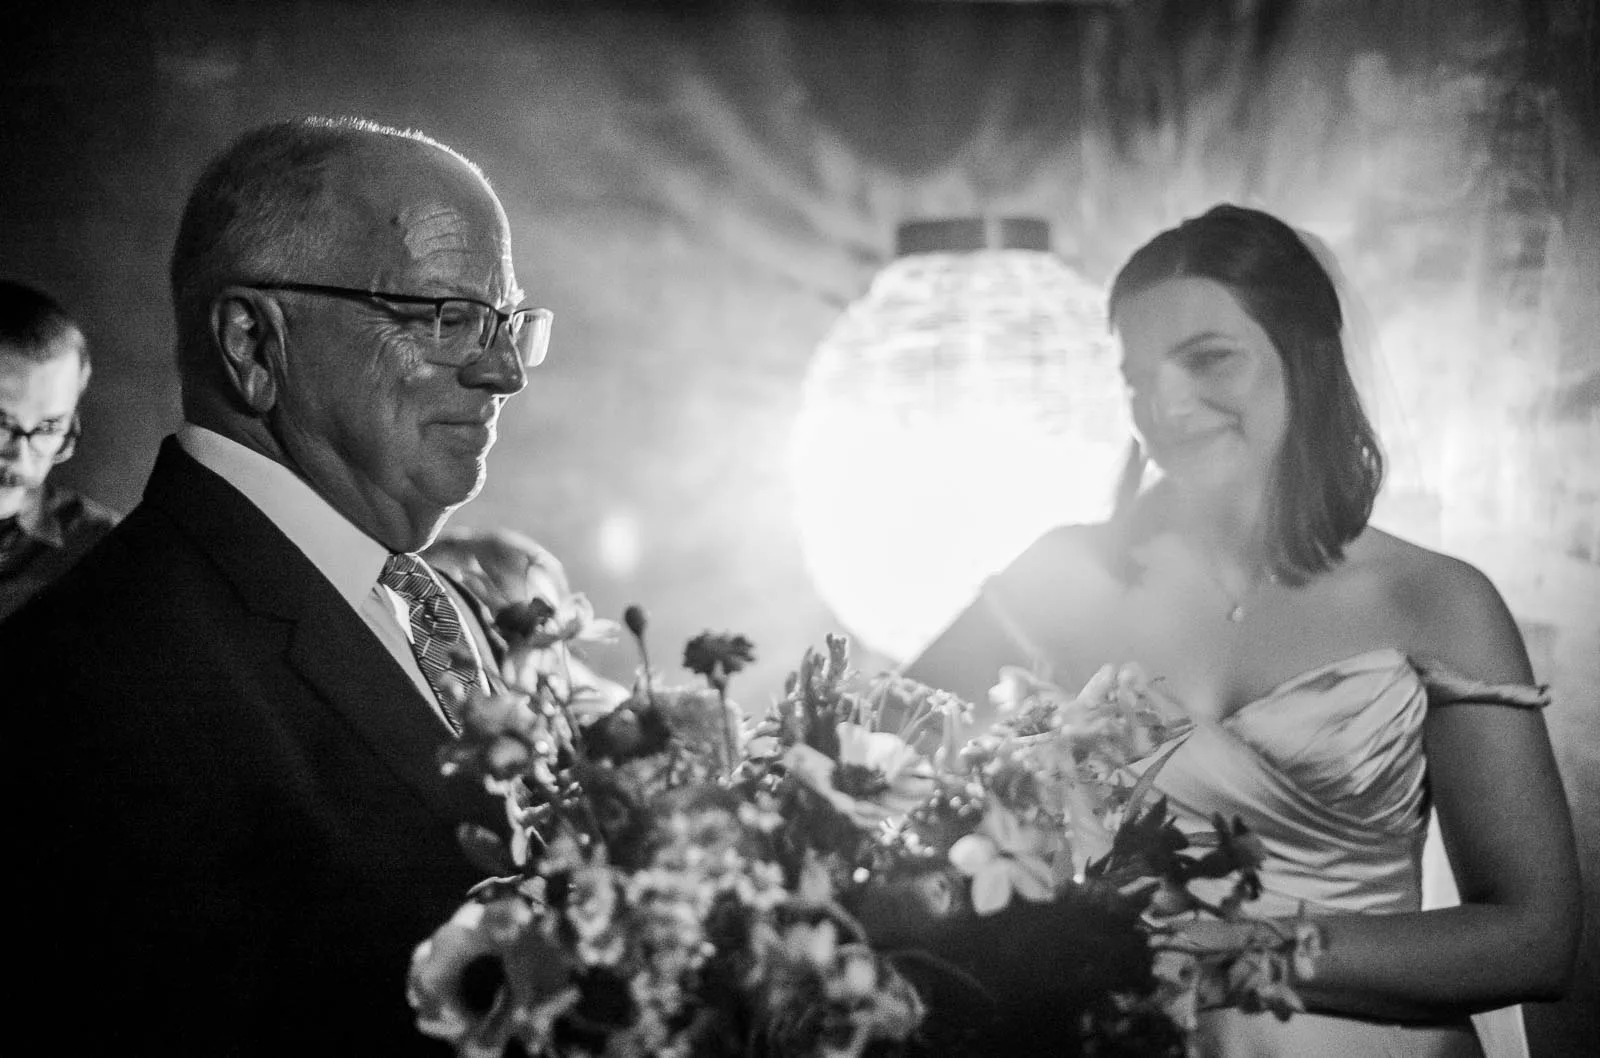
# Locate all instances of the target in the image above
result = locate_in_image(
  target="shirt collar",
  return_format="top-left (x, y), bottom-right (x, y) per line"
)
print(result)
top-left (177, 424), bottom-right (389, 608)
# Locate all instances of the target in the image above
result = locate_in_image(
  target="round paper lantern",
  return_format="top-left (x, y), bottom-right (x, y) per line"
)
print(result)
top-left (790, 218), bottom-right (1128, 662)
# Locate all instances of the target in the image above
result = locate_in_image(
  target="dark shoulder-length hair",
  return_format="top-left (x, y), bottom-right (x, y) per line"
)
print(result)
top-left (1106, 204), bottom-right (1384, 583)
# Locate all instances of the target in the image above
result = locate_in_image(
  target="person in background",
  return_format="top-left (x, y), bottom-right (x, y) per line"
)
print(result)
top-left (2, 117), bottom-right (552, 1054)
top-left (906, 204), bottom-right (1579, 1057)
top-left (0, 280), bottom-right (118, 620)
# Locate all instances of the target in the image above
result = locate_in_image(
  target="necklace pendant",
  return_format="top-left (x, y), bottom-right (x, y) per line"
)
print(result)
top-left (1227, 603), bottom-right (1246, 623)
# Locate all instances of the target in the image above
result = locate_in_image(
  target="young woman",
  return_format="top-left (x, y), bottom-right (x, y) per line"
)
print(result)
top-left (906, 204), bottom-right (1580, 1056)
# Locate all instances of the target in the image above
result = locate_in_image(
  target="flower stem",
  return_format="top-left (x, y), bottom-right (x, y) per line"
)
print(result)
top-left (553, 645), bottom-right (587, 762)
top-left (716, 675), bottom-right (739, 781)
top-left (624, 605), bottom-right (653, 691)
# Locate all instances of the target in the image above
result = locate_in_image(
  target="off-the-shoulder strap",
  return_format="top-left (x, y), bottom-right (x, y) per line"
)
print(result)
top-left (1410, 655), bottom-right (1551, 709)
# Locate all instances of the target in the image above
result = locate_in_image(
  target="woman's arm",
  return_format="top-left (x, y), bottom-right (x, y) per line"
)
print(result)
top-left (1292, 708), bottom-right (1580, 1019)
top-left (901, 524), bottom-right (1114, 718)
top-left (1288, 556), bottom-right (1579, 1019)
top-left (1175, 554), bottom-right (1581, 1021)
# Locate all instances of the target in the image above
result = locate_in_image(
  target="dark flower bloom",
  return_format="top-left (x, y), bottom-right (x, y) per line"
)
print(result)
top-left (570, 967), bottom-right (638, 1032)
top-left (704, 889), bottom-right (753, 953)
top-left (988, 760), bottom-right (1040, 809)
top-left (683, 632), bottom-right (757, 687)
top-left (543, 870), bottom-right (573, 911)
top-left (408, 895), bottom-right (575, 1055)
top-left (1193, 814), bottom-right (1267, 907)
top-left (571, 764), bottom-right (655, 870)
top-left (581, 702), bottom-right (672, 763)
top-left (496, 597), bottom-right (557, 640)
top-left (1104, 798), bottom-right (1189, 879)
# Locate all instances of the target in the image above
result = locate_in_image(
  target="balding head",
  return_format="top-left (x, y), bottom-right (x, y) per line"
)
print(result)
top-left (170, 117), bottom-right (529, 552)
top-left (169, 118), bottom-right (493, 391)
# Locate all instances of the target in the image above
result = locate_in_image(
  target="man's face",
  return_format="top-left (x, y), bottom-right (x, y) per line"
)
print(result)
top-left (0, 344), bottom-right (87, 520)
top-left (267, 143), bottom-right (528, 550)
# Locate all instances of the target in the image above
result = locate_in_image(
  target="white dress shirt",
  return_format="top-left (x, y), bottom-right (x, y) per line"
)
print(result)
top-left (177, 424), bottom-right (489, 733)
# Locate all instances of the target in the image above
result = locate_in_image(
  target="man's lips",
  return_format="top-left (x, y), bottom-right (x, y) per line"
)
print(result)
top-left (430, 418), bottom-right (497, 446)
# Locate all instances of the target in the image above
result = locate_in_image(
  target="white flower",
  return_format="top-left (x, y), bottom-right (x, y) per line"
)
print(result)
top-left (948, 803), bottom-right (1057, 915)
top-left (785, 723), bottom-right (937, 827)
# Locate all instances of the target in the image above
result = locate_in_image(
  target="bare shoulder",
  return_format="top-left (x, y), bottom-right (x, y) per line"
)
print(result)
top-left (1350, 528), bottom-right (1533, 684)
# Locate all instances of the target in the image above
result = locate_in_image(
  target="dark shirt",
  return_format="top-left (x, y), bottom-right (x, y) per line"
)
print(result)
top-left (0, 481), bottom-right (119, 622)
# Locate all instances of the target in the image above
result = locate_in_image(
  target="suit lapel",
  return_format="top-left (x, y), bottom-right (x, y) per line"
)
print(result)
top-left (285, 601), bottom-right (464, 818)
top-left (142, 438), bottom-right (465, 824)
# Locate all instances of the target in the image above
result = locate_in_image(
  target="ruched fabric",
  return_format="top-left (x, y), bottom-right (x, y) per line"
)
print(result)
top-left (1145, 648), bottom-right (1548, 1057)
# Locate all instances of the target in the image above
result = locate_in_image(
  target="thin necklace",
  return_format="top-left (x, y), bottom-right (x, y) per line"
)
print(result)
top-left (1195, 553), bottom-right (1279, 623)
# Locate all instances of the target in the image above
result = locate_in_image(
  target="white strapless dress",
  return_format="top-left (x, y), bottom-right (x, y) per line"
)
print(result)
top-left (1148, 647), bottom-right (1548, 1058)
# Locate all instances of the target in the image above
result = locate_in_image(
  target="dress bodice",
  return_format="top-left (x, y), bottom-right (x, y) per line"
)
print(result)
top-left (1143, 648), bottom-right (1549, 1057)
top-left (1153, 647), bottom-right (1431, 917)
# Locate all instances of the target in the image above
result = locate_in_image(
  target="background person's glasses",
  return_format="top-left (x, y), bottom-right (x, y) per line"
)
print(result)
top-left (0, 414), bottom-right (79, 462)
top-left (246, 282), bottom-right (553, 368)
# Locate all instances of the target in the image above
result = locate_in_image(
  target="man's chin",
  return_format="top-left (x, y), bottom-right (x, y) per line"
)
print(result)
top-left (0, 484), bottom-right (31, 520)
top-left (420, 464), bottom-right (488, 515)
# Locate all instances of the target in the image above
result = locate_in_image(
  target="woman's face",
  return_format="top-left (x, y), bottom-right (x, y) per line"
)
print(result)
top-left (1112, 277), bottom-right (1289, 497)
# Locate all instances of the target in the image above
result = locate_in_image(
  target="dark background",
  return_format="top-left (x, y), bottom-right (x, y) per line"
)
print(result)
top-left (5, 1), bottom-right (1596, 1052)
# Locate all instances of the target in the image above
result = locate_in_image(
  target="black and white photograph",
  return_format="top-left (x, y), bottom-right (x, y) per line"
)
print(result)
top-left (3, 1), bottom-right (1596, 1055)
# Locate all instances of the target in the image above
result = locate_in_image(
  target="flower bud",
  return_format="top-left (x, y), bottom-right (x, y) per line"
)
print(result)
top-left (622, 604), bottom-right (648, 638)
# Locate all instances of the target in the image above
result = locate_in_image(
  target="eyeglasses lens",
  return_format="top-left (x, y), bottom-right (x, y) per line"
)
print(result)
top-left (1, 420), bottom-right (73, 458)
top-left (434, 302), bottom-right (549, 368)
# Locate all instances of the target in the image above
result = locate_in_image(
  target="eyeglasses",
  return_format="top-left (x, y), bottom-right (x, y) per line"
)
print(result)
top-left (247, 282), bottom-right (553, 368)
top-left (0, 413), bottom-right (79, 462)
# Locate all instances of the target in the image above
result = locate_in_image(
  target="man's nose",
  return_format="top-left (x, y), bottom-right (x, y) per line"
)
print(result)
top-left (460, 333), bottom-right (528, 397)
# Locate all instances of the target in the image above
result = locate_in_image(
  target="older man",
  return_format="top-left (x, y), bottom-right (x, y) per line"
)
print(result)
top-left (0, 281), bottom-right (119, 619)
top-left (3, 118), bottom-right (549, 1053)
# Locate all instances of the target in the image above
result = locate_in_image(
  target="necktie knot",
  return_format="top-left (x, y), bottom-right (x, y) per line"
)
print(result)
top-left (380, 552), bottom-right (446, 604)
top-left (380, 553), bottom-right (483, 731)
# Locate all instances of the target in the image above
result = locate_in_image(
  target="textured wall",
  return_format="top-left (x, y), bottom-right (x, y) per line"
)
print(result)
top-left (5, 0), bottom-right (1597, 1051)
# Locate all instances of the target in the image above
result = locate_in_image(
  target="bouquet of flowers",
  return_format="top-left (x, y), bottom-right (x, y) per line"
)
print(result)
top-left (407, 583), bottom-right (1322, 1057)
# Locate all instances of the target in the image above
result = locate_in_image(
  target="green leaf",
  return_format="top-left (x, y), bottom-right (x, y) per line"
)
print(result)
top-left (1121, 733), bottom-right (1191, 825)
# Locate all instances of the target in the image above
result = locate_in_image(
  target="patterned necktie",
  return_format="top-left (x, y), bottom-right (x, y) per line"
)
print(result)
top-left (379, 552), bottom-right (485, 733)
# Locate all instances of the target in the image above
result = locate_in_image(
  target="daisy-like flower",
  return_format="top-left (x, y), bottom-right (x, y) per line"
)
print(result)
top-left (784, 722), bottom-right (937, 828)
top-left (947, 803), bottom-right (1059, 915)
top-left (758, 917), bottom-right (926, 1058)
top-left (407, 895), bottom-right (574, 1058)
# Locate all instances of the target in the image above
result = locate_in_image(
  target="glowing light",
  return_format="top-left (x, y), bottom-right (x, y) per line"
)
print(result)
top-left (597, 510), bottom-right (641, 579)
top-left (791, 229), bottom-right (1127, 662)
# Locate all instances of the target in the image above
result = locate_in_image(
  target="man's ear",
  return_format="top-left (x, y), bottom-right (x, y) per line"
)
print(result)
top-left (209, 289), bottom-right (286, 414)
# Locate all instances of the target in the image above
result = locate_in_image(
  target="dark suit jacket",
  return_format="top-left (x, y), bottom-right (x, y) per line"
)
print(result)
top-left (2, 438), bottom-right (501, 1055)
